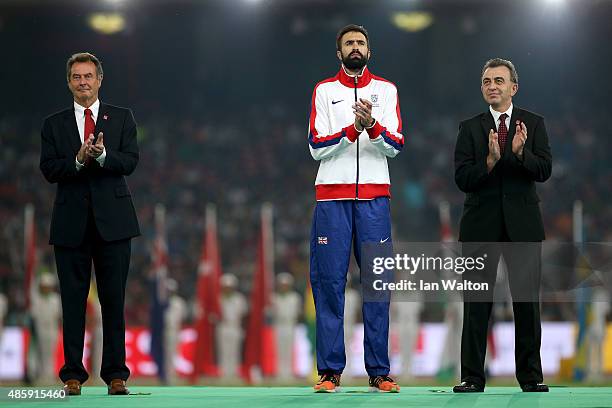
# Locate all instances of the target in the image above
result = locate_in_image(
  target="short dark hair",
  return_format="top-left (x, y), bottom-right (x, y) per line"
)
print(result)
top-left (66, 52), bottom-right (103, 81)
top-left (336, 24), bottom-right (369, 51)
top-left (482, 58), bottom-right (518, 84)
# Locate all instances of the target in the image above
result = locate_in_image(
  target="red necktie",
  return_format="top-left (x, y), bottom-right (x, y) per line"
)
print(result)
top-left (84, 108), bottom-right (95, 166)
top-left (498, 113), bottom-right (508, 155)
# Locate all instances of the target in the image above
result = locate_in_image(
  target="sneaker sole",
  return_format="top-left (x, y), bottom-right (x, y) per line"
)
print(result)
top-left (368, 386), bottom-right (399, 393)
top-left (314, 386), bottom-right (341, 393)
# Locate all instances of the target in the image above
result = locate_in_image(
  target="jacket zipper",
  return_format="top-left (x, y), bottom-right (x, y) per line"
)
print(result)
top-left (354, 75), bottom-right (359, 200)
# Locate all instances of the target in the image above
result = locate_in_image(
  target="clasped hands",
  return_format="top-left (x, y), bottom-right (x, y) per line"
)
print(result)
top-left (353, 98), bottom-right (375, 131)
top-left (77, 132), bottom-right (104, 164)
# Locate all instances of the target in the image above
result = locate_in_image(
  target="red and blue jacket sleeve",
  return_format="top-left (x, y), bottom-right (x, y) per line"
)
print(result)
top-left (308, 84), bottom-right (359, 161)
top-left (366, 85), bottom-right (404, 158)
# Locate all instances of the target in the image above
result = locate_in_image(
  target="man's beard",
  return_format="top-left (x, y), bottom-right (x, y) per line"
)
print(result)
top-left (342, 51), bottom-right (368, 70)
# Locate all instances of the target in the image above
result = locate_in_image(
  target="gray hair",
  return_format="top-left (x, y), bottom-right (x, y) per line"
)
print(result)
top-left (66, 52), bottom-right (103, 81)
top-left (482, 58), bottom-right (518, 84)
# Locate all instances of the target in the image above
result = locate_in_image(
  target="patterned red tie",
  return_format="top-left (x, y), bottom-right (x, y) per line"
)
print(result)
top-left (498, 113), bottom-right (508, 155)
top-left (84, 108), bottom-right (95, 166)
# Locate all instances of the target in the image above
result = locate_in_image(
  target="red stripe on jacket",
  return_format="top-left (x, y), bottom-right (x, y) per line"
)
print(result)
top-left (315, 183), bottom-right (390, 200)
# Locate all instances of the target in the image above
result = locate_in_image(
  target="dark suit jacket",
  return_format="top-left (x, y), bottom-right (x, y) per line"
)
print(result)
top-left (40, 103), bottom-right (141, 247)
top-left (454, 106), bottom-right (552, 242)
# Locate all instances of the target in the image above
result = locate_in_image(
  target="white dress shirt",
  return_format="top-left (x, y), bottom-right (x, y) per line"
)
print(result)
top-left (489, 103), bottom-right (513, 132)
top-left (74, 99), bottom-right (106, 170)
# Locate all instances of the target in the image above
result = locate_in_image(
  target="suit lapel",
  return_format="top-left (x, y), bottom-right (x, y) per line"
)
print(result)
top-left (503, 106), bottom-right (522, 159)
top-left (480, 111), bottom-right (496, 144)
top-left (94, 103), bottom-right (108, 143)
top-left (63, 108), bottom-right (82, 155)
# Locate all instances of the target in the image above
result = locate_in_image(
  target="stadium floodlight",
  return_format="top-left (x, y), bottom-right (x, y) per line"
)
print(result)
top-left (88, 12), bottom-right (126, 35)
top-left (391, 11), bottom-right (434, 32)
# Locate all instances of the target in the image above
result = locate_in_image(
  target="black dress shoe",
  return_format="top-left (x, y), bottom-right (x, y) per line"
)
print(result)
top-left (521, 383), bottom-right (549, 392)
top-left (107, 379), bottom-right (130, 395)
top-left (63, 379), bottom-right (81, 396)
top-left (453, 381), bottom-right (484, 393)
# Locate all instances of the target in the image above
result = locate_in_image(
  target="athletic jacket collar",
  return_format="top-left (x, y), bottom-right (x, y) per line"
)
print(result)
top-left (338, 65), bottom-right (373, 88)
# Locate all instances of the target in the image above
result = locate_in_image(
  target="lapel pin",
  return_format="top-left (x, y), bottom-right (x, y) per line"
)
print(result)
top-left (103, 115), bottom-right (109, 120)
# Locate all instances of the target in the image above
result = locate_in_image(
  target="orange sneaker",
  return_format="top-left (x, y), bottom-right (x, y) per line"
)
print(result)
top-left (314, 373), bottom-right (341, 393)
top-left (368, 375), bottom-right (400, 393)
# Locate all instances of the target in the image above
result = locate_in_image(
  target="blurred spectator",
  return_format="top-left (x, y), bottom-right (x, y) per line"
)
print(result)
top-left (164, 278), bottom-right (188, 385)
top-left (272, 272), bottom-right (301, 382)
top-left (217, 274), bottom-right (247, 380)
top-left (30, 273), bottom-right (61, 384)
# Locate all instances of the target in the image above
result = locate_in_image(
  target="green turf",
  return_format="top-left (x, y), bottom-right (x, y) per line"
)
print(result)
top-left (3, 387), bottom-right (612, 408)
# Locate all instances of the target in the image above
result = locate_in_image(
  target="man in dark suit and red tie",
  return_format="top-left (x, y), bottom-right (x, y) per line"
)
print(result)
top-left (453, 58), bottom-right (552, 393)
top-left (40, 52), bottom-right (140, 395)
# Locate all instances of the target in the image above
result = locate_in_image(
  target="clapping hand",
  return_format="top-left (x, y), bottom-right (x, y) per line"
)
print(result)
top-left (87, 132), bottom-right (105, 159)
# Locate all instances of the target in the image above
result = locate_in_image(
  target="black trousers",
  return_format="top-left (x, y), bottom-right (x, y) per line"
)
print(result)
top-left (460, 227), bottom-right (543, 387)
top-left (54, 207), bottom-right (131, 385)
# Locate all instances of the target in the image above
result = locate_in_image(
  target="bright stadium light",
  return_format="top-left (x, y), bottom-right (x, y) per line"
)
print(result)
top-left (391, 11), bottom-right (434, 32)
top-left (543, 0), bottom-right (567, 7)
top-left (540, 0), bottom-right (569, 14)
top-left (88, 12), bottom-right (126, 35)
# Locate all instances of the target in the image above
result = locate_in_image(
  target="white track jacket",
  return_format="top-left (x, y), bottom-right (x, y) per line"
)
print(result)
top-left (308, 66), bottom-right (404, 201)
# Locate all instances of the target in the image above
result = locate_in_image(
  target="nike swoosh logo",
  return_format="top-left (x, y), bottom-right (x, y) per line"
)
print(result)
top-left (380, 237), bottom-right (389, 243)
top-left (332, 100), bottom-right (344, 105)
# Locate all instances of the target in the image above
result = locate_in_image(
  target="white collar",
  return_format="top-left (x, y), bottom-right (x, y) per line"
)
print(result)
top-left (74, 99), bottom-right (100, 118)
top-left (341, 64), bottom-right (367, 78)
top-left (489, 103), bottom-right (513, 123)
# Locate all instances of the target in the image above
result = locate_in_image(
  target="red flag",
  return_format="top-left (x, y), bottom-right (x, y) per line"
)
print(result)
top-left (438, 201), bottom-right (453, 243)
top-left (191, 204), bottom-right (221, 382)
top-left (242, 203), bottom-right (277, 383)
top-left (24, 204), bottom-right (37, 310)
top-left (152, 205), bottom-right (169, 274)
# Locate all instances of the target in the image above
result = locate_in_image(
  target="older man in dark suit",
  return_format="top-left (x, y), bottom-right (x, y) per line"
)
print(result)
top-left (453, 58), bottom-right (552, 393)
top-left (40, 52), bottom-right (139, 396)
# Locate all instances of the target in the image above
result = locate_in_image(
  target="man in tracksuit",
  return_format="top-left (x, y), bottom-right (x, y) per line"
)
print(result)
top-left (308, 24), bottom-right (404, 393)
